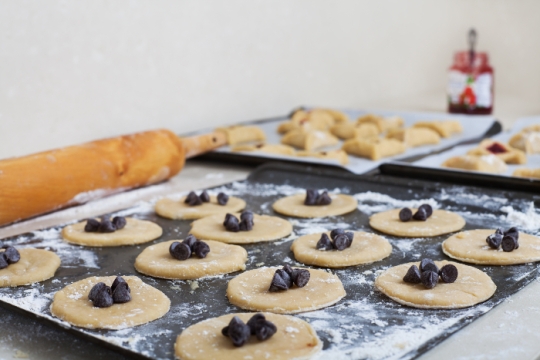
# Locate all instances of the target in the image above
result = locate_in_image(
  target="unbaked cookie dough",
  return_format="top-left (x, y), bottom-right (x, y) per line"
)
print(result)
top-left (227, 267), bottom-right (346, 314)
top-left (155, 195), bottom-right (246, 220)
top-left (375, 260), bottom-right (496, 309)
top-left (175, 312), bottom-right (322, 360)
top-left (369, 208), bottom-right (465, 237)
top-left (272, 193), bottom-right (357, 218)
top-left (134, 240), bottom-right (248, 279)
top-left (190, 213), bottom-right (292, 244)
top-left (443, 229), bottom-right (540, 265)
top-left (0, 249), bottom-right (61, 287)
top-left (50, 276), bottom-right (170, 329)
top-left (291, 231), bottom-right (392, 268)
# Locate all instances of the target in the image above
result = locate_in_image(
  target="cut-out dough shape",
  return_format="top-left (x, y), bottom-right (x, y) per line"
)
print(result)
top-left (330, 122), bottom-right (380, 140)
top-left (509, 126), bottom-right (540, 154)
top-left (413, 120), bottom-right (463, 138)
top-left (281, 129), bottom-right (339, 151)
top-left (342, 137), bottom-right (406, 160)
top-left (0, 248), bottom-right (60, 287)
top-left (155, 195), bottom-right (246, 220)
top-left (442, 154), bottom-right (508, 174)
top-left (467, 139), bottom-right (526, 164)
top-left (216, 126), bottom-right (266, 145)
top-left (356, 114), bottom-right (404, 132)
top-left (386, 127), bottom-right (440, 147)
top-left (272, 193), bottom-right (357, 218)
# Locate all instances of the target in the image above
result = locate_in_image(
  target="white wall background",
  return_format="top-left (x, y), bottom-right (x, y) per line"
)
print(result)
top-left (1, 0), bottom-right (539, 159)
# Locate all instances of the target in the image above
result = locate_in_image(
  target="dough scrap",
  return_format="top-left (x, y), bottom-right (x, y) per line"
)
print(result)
top-left (296, 149), bottom-right (349, 165)
top-left (190, 213), bottom-right (292, 244)
top-left (155, 195), bottom-right (246, 220)
top-left (467, 139), bottom-right (526, 164)
top-left (272, 193), bottom-right (357, 218)
top-left (375, 260), bottom-right (496, 309)
top-left (442, 154), bottom-right (508, 174)
top-left (50, 276), bottom-right (170, 329)
top-left (0, 249), bottom-right (60, 287)
top-left (216, 126), bottom-right (266, 145)
top-left (62, 218), bottom-right (162, 247)
top-left (342, 137), bottom-right (406, 160)
top-left (290, 231), bottom-right (392, 268)
top-left (134, 240), bottom-right (247, 280)
top-left (174, 312), bottom-right (322, 360)
top-left (281, 129), bottom-right (339, 151)
top-left (369, 209), bottom-right (465, 237)
top-left (443, 229), bottom-right (540, 265)
top-left (513, 168), bottom-right (540, 179)
top-left (227, 267), bottom-right (346, 313)
top-left (386, 127), bottom-right (440, 147)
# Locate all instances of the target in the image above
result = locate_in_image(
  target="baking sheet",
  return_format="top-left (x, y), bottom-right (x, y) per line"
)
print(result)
top-left (1, 163), bottom-right (540, 360)
top-left (196, 108), bottom-right (497, 174)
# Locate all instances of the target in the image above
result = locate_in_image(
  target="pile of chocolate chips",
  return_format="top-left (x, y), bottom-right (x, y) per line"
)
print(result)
top-left (486, 227), bottom-right (519, 252)
top-left (269, 265), bottom-right (310, 292)
top-left (88, 276), bottom-right (131, 308)
top-left (185, 191), bottom-right (229, 206)
top-left (304, 189), bottom-right (332, 206)
top-left (84, 216), bottom-right (127, 233)
top-left (222, 313), bottom-right (277, 347)
top-left (316, 229), bottom-right (354, 251)
top-left (169, 234), bottom-right (210, 260)
top-left (403, 259), bottom-right (458, 289)
top-left (399, 204), bottom-right (433, 222)
top-left (0, 246), bottom-right (21, 269)
top-left (223, 211), bottom-right (254, 232)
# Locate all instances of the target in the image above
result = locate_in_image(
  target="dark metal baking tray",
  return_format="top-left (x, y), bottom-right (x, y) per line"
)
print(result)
top-left (0, 162), bottom-right (539, 359)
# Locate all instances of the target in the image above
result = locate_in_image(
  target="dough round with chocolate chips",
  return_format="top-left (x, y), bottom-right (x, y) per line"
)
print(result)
top-left (369, 209), bottom-right (465, 237)
top-left (190, 214), bottom-right (292, 244)
top-left (227, 267), bottom-right (346, 313)
top-left (375, 260), bottom-right (496, 309)
top-left (134, 240), bottom-right (248, 280)
top-left (155, 195), bottom-right (246, 220)
top-left (175, 312), bottom-right (322, 360)
top-left (0, 249), bottom-right (61, 287)
top-left (272, 193), bottom-right (357, 218)
top-left (50, 276), bottom-right (170, 329)
top-left (62, 218), bottom-right (162, 247)
top-left (443, 229), bottom-right (540, 265)
top-left (291, 231), bottom-right (392, 268)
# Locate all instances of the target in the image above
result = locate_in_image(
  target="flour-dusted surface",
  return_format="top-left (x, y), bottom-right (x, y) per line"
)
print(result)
top-left (0, 163), bottom-right (539, 359)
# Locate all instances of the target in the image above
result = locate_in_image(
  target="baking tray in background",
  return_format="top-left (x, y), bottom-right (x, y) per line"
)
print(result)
top-left (194, 107), bottom-right (500, 174)
top-left (1, 162), bottom-right (540, 360)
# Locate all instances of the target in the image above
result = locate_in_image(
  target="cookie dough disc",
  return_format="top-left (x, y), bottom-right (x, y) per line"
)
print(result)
top-left (0, 249), bottom-right (61, 287)
top-left (375, 260), bottom-right (496, 309)
top-left (291, 231), bottom-right (392, 268)
top-left (227, 267), bottom-right (346, 314)
top-left (272, 193), bottom-right (357, 218)
top-left (443, 229), bottom-right (540, 265)
top-left (175, 312), bottom-right (322, 360)
top-left (134, 240), bottom-right (248, 280)
top-left (62, 218), bottom-right (163, 247)
top-left (369, 209), bottom-right (465, 237)
top-left (190, 214), bottom-right (292, 244)
top-left (50, 276), bottom-right (170, 329)
top-left (155, 195), bottom-right (246, 220)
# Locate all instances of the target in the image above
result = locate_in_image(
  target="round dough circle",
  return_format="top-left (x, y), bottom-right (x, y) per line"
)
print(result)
top-left (190, 214), bottom-right (292, 244)
top-left (134, 240), bottom-right (248, 280)
top-left (175, 312), bottom-right (322, 360)
top-left (227, 267), bottom-right (346, 314)
top-left (369, 209), bottom-right (465, 237)
top-left (0, 249), bottom-right (61, 287)
top-left (291, 231), bottom-right (392, 268)
top-left (443, 229), bottom-right (540, 265)
top-left (50, 276), bottom-right (170, 329)
top-left (155, 195), bottom-right (246, 220)
top-left (375, 260), bottom-right (496, 309)
top-left (62, 218), bottom-right (163, 247)
top-left (272, 193), bottom-right (357, 218)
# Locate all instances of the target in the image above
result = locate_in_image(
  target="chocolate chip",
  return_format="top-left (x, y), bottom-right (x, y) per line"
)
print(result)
top-left (304, 189), bottom-right (319, 206)
top-left (89, 283), bottom-right (113, 308)
top-left (0, 254), bottom-right (7, 269)
top-left (316, 191), bottom-right (332, 205)
top-left (275, 269), bottom-right (292, 288)
top-left (419, 204), bottom-right (433, 218)
top-left (420, 259), bottom-right (438, 274)
top-left (88, 282), bottom-right (109, 302)
top-left (169, 241), bottom-right (192, 260)
top-left (502, 235), bottom-right (518, 252)
top-left (239, 218), bottom-right (253, 231)
top-left (495, 228), bottom-right (504, 236)
top-left (193, 240), bottom-right (210, 258)
top-left (344, 232), bottom-right (354, 247)
top-left (111, 276), bottom-right (126, 293)
top-left (223, 213), bottom-right (240, 232)
top-left (255, 320), bottom-right (277, 341)
top-left (333, 234), bottom-right (350, 251)
top-left (183, 234), bottom-right (197, 249)
top-left (399, 208), bottom-right (412, 222)
top-left (224, 316), bottom-right (251, 347)
top-left (412, 207), bottom-right (428, 221)
top-left (439, 264), bottom-right (458, 283)
top-left (217, 192), bottom-right (229, 205)
top-left (187, 193), bottom-right (203, 206)
top-left (3, 246), bottom-right (20, 264)
top-left (112, 281), bottom-right (131, 303)
top-left (421, 271), bottom-right (439, 289)
top-left (99, 218), bottom-right (116, 233)
top-left (486, 233), bottom-right (503, 249)
top-left (184, 191), bottom-right (198, 204)
top-left (330, 229), bottom-right (344, 240)
top-left (111, 216), bottom-right (126, 230)
top-left (282, 265), bottom-right (296, 281)
top-left (247, 313), bottom-right (266, 334)
top-left (403, 265), bottom-right (422, 284)
top-left (504, 227), bottom-right (519, 241)
top-left (294, 269), bottom-right (310, 288)
top-left (240, 211), bottom-right (253, 222)
top-left (316, 233), bottom-right (333, 251)
top-left (199, 190), bottom-right (210, 203)
top-left (269, 271), bottom-right (289, 292)
top-left (221, 326), bottom-right (230, 337)
top-left (84, 219), bottom-right (101, 232)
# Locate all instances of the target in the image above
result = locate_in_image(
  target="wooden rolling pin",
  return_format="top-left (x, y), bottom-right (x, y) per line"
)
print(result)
top-left (0, 129), bottom-right (227, 226)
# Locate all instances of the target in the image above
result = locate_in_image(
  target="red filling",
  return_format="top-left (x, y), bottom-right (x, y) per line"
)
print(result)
top-left (486, 143), bottom-right (507, 154)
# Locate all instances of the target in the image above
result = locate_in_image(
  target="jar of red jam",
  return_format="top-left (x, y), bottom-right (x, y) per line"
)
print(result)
top-left (447, 29), bottom-right (494, 115)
